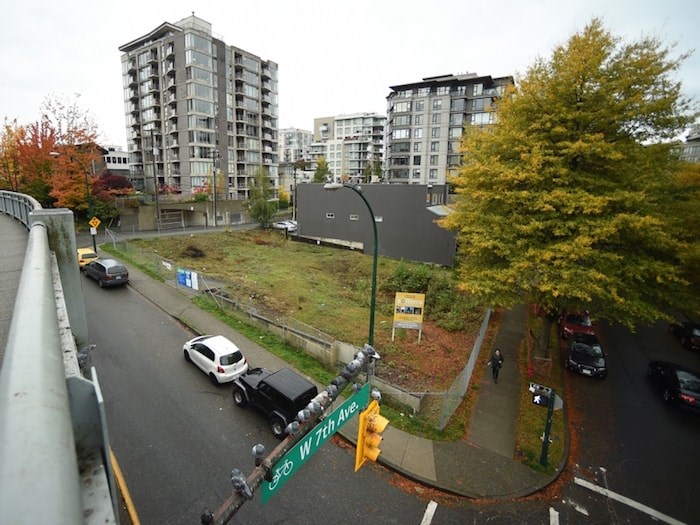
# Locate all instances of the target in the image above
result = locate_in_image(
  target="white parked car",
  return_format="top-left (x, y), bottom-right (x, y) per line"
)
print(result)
top-left (183, 335), bottom-right (248, 385)
top-left (272, 220), bottom-right (297, 232)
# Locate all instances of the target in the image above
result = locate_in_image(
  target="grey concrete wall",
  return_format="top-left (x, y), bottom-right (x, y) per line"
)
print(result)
top-left (297, 183), bottom-right (456, 266)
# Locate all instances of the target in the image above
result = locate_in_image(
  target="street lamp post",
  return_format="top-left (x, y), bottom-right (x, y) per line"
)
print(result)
top-left (323, 182), bottom-right (378, 347)
top-left (292, 164), bottom-right (298, 221)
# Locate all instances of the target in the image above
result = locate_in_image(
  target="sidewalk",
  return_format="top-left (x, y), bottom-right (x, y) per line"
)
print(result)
top-left (116, 252), bottom-right (561, 499)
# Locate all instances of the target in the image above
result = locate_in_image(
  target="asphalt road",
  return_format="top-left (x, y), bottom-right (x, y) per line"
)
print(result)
top-left (78, 235), bottom-right (700, 524)
top-left (84, 276), bottom-right (473, 524)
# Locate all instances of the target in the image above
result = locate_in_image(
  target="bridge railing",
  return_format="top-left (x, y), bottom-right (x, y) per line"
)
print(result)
top-left (0, 190), bottom-right (118, 524)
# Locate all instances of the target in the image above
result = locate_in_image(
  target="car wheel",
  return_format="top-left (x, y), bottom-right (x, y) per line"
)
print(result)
top-left (184, 350), bottom-right (192, 362)
top-left (98, 279), bottom-right (104, 288)
top-left (232, 386), bottom-right (248, 407)
top-left (270, 416), bottom-right (286, 439)
top-left (209, 373), bottom-right (219, 386)
top-left (662, 389), bottom-right (672, 402)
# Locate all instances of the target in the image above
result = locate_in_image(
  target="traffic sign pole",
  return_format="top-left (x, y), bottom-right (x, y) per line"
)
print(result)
top-left (539, 387), bottom-right (555, 467)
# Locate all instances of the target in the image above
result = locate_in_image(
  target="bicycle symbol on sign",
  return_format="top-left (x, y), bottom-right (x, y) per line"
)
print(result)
top-left (268, 458), bottom-right (294, 491)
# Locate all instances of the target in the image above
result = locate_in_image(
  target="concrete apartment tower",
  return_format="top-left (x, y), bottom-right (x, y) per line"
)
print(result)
top-left (119, 14), bottom-right (279, 199)
top-left (385, 72), bottom-right (513, 185)
top-left (308, 113), bottom-right (386, 182)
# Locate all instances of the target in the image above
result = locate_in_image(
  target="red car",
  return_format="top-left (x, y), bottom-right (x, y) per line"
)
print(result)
top-left (559, 311), bottom-right (596, 339)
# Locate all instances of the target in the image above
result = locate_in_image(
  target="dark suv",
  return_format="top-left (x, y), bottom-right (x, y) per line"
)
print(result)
top-left (564, 333), bottom-right (607, 378)
top-left (83, 258), bottom-right (129, 287)
top-left (232, 368), bottom-right (318, 438)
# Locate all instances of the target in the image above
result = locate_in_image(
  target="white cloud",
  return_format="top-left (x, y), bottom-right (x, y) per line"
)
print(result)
top-left (2, 0), bottom-right (698, 147)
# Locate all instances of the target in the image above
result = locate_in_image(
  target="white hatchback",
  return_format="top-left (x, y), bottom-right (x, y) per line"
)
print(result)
top-left (183, 335), bottom-right (248, 385)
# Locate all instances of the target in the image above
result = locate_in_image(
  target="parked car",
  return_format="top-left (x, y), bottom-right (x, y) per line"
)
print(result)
top-left (76, 247), bottom-right (98, 268)
top-left (232, 367), bottom-right (318, 438)
top-left (647, 361), bottom-right (700, 412)
top-left (668, 321), bottom-right (700, 352)
top-left (83, 258), bottom-right (129, 287)
top-left (558, 310), bottom-right (597, 339)
top-left (564, 333), bottom-right (607, 378)
top-left (272, 220), bottom-right (297, 232)
top-left (183, 335), bottom-right (248, 385)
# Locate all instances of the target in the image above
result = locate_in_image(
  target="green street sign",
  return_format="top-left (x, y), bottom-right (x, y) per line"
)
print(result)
top-left (261, 382), bottom-right (370, 503)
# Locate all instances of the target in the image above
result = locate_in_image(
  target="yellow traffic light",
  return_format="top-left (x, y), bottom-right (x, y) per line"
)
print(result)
top-left (355, 400), bottom-right (389, 472)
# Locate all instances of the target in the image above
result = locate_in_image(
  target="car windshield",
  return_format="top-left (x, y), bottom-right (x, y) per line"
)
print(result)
top-left (220, 351), bottom-right (243, 365)
top-left (572, 342), bottom-right (603, 357)
top-left (677, 370), bottom-right (700, 392)
top-left (107, 266), bottom-right (127, 275)
top-left (567, 315), bottom-right (592, 326)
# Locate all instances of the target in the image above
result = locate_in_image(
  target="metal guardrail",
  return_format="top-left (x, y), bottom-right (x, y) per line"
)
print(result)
top-left (0, 190), bottom-right (118, 524)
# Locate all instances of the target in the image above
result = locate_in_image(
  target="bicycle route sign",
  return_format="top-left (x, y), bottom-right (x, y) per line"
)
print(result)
top-left (261, 382), bottom-right (370, 503)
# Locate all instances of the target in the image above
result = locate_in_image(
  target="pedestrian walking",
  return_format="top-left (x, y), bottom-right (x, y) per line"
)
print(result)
top-left (490, 348), bottom-right (504, 383)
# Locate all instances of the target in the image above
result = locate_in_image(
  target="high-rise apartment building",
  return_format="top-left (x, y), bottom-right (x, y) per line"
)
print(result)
top-left (385, 72), bottom-right (513, 185)
top-left (119, 14), bottom-right (279, 199)
top-left (278, 128), bottom-right (313, 164)
top-left (309, 113), bottom-right (386, 182)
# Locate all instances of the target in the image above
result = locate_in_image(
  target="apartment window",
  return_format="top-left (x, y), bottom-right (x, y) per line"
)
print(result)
top-left (431, 127), bottom-right (440, 138)
top-left (394, 101), bottom-right (412, 112)
top-left (429, 169), bottom-right (437, 179)
top-left (451, 99), bottom-right (466, 112)
top-left (394, 115), bottom-right (411, 126)
top-left (448, 141), bottom-right (460, 153)
top-left (448, 155), bottom-right (461, 167)
top-left (413, 155), bottom-right (421, 165)
top-left (450, 113), bottom-right (465, 126)
top-left (472, 98), bottom-right (487, 111)
top-left (414, 114), bottom-right (423, 125)
top-left (414, 128), bottom-right (423, 139)
top-left (473, 83), bottom-right (483, 96)
top-left (431, 113), bottom-right (441, 124)
top-left (449, 127), bottom-right (463, 139)
top-left (471, 112), bottom-right (493, 125)
top-left (415, 100), bottom-right (424, 112)
top-left (417, 87), bottom-right (430, 96)
top-left (185, 50), bottom-right (213, 69)
top-left (393, 128), bottom-right (410, 139)
top-left (430, 141), bottom-right (439, 152)
top-left (430, 155), bottom-right (438, 165)
top-left (394, 142), bottom-right (410, 152)
top-left (432, 99), bottom-right (442, 111)
top-left (413, 142), bottom-right (422, 152)
top-left (437, 86), bottom-right (449, 95)
top-left (412, 169), bottom-right (421, 179)
top-left (185, 33), bottom-right (213, 53)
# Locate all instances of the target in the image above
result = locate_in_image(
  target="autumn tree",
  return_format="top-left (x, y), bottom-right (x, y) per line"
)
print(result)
top-left (441, 18), bottom-right (698, 345)
top-left (313, 156), bottom-right (331, 183)
top-left (247, 166), bottom-right (277, 227)
top-left (0, 119), bottom-right (24, 191)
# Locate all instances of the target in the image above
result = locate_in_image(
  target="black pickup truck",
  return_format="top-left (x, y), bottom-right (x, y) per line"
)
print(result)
top-left (232, 367), bottom-right (318, 438)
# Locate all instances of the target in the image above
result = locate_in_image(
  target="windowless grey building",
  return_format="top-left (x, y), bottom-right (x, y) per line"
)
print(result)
top-left (119, 14), bottom-right (279, 199)
top-left (386, 72), bottom-right (513, 186)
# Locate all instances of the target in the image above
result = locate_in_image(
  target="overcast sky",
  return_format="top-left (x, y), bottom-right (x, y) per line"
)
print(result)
top-left (2, 0), bottom-right (698, 148)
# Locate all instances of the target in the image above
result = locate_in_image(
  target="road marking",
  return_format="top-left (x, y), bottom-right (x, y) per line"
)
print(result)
top-left (549, 506), bottom-right (559, 524)
top-left (420, 500), bottom-right (438, 525)
top-left (574, 477), bottom-right (686, 525)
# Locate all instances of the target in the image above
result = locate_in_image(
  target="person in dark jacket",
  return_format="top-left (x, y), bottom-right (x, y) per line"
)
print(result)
top-left (490, 348), bottom-right (504, 383)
